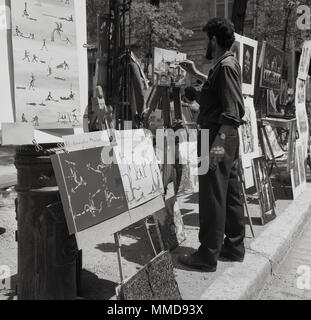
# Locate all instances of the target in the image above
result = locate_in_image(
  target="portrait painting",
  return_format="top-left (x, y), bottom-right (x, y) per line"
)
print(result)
top-left (240, 35), bottom-right (258, 96)
top-left (242, 44), bottom-right (254, 85)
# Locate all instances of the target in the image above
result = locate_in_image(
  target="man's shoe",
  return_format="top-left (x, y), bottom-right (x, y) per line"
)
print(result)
top-left (178, 251), bottom-right (216, 272)
top-left (219, 246), bottom-right (244, 262)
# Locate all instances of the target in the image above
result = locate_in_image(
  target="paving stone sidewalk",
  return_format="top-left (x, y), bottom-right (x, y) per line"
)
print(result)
top-left (259, 219), bottom-right (311, 300)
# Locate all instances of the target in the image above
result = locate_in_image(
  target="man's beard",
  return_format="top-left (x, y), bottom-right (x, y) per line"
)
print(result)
top-left (205, 43), bottom-right (213, 60)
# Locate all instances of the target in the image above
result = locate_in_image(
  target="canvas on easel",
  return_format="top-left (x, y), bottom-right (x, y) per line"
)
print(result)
top-left (11, 0), bottom-right (82, 129)
top-left (153, 47), bottom-right (187, 86)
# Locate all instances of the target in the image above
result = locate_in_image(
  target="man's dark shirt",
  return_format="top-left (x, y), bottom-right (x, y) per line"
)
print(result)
top-left (197, 52), bottom-right (245, 128)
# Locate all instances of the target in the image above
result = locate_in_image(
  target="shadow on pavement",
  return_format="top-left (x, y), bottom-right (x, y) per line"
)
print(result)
top-left (80, 269), bottom-right (117, 300)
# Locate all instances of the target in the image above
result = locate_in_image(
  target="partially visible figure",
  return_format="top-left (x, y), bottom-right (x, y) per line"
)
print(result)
top-left (181, 86), bottom-right (200, 123)
top-left (285, 88), bottom-right (295, 118)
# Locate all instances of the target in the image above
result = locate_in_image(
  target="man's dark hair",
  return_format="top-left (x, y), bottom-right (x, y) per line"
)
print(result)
top-left (203, 18), bottom-right (235, 50)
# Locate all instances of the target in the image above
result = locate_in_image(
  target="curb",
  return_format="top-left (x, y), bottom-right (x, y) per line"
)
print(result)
top-left (200, 184), bottom-right (311, 300)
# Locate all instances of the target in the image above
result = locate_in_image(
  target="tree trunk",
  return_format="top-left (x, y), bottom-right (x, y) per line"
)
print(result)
top-left (231, 0), bottom-right (248, 34)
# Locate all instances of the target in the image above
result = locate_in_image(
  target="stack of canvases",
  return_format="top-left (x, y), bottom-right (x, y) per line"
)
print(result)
top-left (231, 33), bottom-right (259, 188)
top-left (291, 40), bottom-right (311, 198)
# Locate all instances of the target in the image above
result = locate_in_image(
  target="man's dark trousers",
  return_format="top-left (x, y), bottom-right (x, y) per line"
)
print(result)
top-left (198, 124), bottom-right (245, 267)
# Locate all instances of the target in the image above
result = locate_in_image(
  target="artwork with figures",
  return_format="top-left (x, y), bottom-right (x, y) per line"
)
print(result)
top-left (153, 47), bottom-right (187, 86)
top-left (260, 42), bottom-right (283, 91)
top-left (0, 0), bottom-right (15, 128)
top-left (295, 78), bottom-right (309, 154)
top-left (51, 146), bottom-right (129, 234)
top-left (252, 157), bottom-right (276, 224)
top-left (113, 130), bottom-right (164, 210)
top-left (11, 0), bottom-right (81, 129)
top-left (290, 142), bottom-right (307, 199)
top-left (239, 97), bottom-right (259, 168)
top-left (298, 40), bottom-right (311, 81)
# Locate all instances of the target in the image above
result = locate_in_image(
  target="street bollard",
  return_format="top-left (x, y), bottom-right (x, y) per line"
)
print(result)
top-left (15, 144), bottom-right (81, 300)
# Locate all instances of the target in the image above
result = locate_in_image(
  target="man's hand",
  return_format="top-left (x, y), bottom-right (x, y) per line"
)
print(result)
top-left (209, 134), bottom-right (226, 171)
top-left (180, 60), bottom-right (208, 83)
top-left (179, 60), bottom-right (198, 76)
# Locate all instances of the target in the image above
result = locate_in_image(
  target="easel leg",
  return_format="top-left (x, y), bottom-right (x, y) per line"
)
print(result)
top-left (241, 180), bottom-right (255, 238)
top-left (114, 232), bottom-right (124, 283)
top-left (144, 219), bottom-right (157, 257)
top-left (154, 216), bottom-right (165, 252)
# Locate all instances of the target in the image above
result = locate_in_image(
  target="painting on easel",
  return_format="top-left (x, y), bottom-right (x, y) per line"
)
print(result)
top-left (153, 47), bottom-right (187, 86)
top-left (11, 0), bottom-right (81, 129)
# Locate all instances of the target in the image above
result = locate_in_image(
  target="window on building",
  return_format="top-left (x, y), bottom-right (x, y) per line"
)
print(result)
top-left (215, 0), bottom-right (234, 19)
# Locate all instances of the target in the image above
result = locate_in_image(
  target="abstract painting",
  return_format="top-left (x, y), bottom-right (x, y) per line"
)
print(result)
top-left (11, 0), bottom-right (81, 129)
top-left (153, 47), bottom-right (187, 86)
top-left (114, 130), bottom-right (164, 210)
top-left (51, 146), bottom-right (129, 234)
top-left (239, 96), bottom-right (259, 168)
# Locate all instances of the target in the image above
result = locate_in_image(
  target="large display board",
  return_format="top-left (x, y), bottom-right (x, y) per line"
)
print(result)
top-left (0, 0), bottom-right (14, 131)
top-left (11, 0), bottom-right (82, 129)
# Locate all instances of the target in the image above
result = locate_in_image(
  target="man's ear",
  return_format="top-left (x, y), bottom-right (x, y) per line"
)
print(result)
top-left (212, 36), bottom-right (217, 47)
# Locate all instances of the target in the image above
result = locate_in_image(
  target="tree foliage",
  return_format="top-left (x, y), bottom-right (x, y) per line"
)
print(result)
top-left (130, 1), bottom-right (193, 58)
top-left (246, 0), bottom-right (311, 50)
